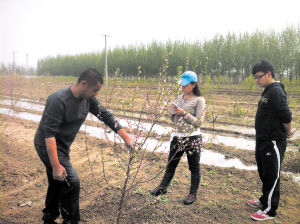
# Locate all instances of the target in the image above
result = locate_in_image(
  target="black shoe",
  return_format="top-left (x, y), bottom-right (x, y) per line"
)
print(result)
top-left (61, 221), bottom-right (78, 224)
top-left (149, 186), bottom-right (167, 196)
top-left (43, 211), bottom-right (59, 224)
top-left (61, 219), bottom-right (79, 224)
top-left (44, 221), bottom-right (57, 224)
top-left (183, 193), bottom-right (197, 205)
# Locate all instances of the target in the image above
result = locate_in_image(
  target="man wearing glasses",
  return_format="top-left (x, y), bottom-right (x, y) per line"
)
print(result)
top-left (247, 60), bottom-right (296, 221)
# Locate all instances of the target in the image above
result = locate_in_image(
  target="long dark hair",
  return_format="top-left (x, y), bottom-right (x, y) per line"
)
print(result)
top-left (191, 82), bottom-right (202, 96)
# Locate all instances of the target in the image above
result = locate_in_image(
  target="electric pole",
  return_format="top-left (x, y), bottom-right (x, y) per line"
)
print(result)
top-left (12, 51), bottom-right (16, 73)
top-left (26, 53), bottom-right (29, 74)
top-left (103, 34), bottom-right (111, 89)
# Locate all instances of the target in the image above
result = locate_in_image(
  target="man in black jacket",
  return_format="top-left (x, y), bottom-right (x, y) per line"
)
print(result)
top-left (247, 60), bottom-right (296, 221)
top-left (34, 68), bottom-right (134, 224)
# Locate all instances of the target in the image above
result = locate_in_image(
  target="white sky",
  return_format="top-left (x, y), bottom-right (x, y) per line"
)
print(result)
top-left (0, 0), bottom-right (299, 67)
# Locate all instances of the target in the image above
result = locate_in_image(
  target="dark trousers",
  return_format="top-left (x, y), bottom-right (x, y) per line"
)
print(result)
top-left (35, 144), bottom-right (80, 224)
top-left (255, 139), bottom-right (286, 217)
top-left (160, 135), bottom-right (202, 194)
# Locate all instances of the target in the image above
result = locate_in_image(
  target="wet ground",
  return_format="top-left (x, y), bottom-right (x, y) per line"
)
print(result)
top-left (0, 98), bottom-right (299, 174)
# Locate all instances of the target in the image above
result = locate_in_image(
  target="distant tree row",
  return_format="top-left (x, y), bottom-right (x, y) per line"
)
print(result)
top-left (36, 26), bottom-right (300, 81)
top-left (0, 63), bottom-right (35, 75)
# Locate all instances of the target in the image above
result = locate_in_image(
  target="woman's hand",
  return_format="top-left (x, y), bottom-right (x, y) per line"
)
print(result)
top-left (175, 107), bottom-right (185, 116)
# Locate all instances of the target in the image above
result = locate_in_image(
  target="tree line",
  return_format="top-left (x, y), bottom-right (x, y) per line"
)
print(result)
top-left (0, 63), bottom-right (35, 76)
top-left (34, 26), bottom-right (299, 81)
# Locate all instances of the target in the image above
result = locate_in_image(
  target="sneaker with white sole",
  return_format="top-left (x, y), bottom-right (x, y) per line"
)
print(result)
top-left (247, 199), bottom-right (261, 208)
top-left (250, 210), bottom-right (275, 221)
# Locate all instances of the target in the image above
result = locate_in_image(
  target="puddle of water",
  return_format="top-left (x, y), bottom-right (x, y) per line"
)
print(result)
top-left (212, 124), bottom-right (256, 136)
top-left (0, 107), bottom-right (256, 170)
top-left (0, 107), bottom-right (42, 122)
top-left (282, 172), bottom-right (300, 186)
top-left (119, 119), bottom-right (173, 136)
top-left (88, 113), bottom-right (256, 150)
top-left (0, 100), bottom-right (45, 112)
top-left (202, 133), bottom-right (255, 151)
top-left (201, 149), bottom-right (257, 170)
top-left (2, 99), bottom-right (298, 151)
top-left (133, 137), bottom-right (257, 170)
top-left (87, 113), bottom-right (173, 136)
top-left (213, 124), bottom-right (300, 142)
top-left (24, 76), bottom-right (38, 78)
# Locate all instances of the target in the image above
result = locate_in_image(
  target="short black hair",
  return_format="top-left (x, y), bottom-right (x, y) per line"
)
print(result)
top-left (252, 60), bottom-right (275, 78)
top-left (77, 68), bottom-right (103, 86)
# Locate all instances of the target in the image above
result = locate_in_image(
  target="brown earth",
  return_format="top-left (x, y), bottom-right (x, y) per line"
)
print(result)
top-left (0, 116), bottom-right (300, 224)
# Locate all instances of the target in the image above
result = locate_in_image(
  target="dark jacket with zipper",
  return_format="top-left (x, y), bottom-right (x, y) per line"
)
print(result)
top-left (255, 82), bottom-right (292, 141)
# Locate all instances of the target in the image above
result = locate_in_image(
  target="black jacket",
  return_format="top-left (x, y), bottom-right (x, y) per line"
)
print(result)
top-left (34, 87), bottom-right (122, 154)
top-left (255, 82), bottom-right (292, 140)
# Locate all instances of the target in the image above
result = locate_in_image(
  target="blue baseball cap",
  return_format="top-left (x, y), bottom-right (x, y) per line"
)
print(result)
top-left (177, 71), bottom-right (198, 86)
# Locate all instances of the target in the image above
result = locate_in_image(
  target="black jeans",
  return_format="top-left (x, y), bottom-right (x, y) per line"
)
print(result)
top-left (35, 144), bottom-right (80, 224)
top-left (160, 135), bottom-right (202, 194)
top-left (255, 139), bottom-right (286, 217)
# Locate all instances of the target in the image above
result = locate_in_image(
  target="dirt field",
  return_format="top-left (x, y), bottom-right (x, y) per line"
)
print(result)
top-left (0, 116), bottom-right (299, 224)
top-left (0, 75), bottom-right (299, 223)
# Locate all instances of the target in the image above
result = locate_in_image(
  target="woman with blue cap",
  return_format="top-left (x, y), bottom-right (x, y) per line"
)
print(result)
top-left (150, 71), bottom-right (206, 205)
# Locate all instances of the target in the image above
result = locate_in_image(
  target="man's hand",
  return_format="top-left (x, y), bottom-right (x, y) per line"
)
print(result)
top-left (52, 164), bottom-right (67, 181)
top-left (287, 128), bottom-right (296, 139)
top-left (45, 137), bottom-right (67, 181)
top-left (117, 128), bottom-right (135, 152)
top-left (124, 137), bottom-right (135, 150)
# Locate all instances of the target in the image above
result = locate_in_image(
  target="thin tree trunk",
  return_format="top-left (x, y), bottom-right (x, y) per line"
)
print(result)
top-left (116, 156), bottom-right (133, 224)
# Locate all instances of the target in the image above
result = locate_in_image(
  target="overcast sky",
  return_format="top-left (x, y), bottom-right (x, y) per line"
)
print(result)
top-left (0, 0), bottom-right (299, 67)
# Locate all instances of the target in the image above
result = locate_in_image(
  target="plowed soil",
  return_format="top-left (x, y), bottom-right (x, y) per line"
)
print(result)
top-left (0, 116), bottom-right (299, 224)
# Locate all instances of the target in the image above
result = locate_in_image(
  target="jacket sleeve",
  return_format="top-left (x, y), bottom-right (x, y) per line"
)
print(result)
top-left (270, 87), bottom-right (292, 123)
top-left (183, 97), bottom-right (206, 127)
top-left (42, 96), bottom-right (65, 138)
top-left (89, 97), bottom-right (122, 133)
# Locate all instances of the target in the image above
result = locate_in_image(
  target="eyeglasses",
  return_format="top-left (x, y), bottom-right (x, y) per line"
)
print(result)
top-left (254, 72), bottom-right (267, 80)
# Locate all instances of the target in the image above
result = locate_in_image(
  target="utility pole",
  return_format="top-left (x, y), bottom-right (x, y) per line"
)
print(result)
top-left (26, 53), bottom-right (29, 74)
top-left (102, 34), bottom-right (111, 89)
top-left (12, 51), bottom-right (16, 73)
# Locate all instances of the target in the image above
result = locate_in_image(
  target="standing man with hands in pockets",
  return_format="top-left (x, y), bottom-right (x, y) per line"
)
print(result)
top-left (34, 68), bottom-right (134, 224)
top-left (247, 60), bottom-right (296, 221)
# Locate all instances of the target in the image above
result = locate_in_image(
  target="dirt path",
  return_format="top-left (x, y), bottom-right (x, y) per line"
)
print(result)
top-left (0, 117), bottom-right (299, 224)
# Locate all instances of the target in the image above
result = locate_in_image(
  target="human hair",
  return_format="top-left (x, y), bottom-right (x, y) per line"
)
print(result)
top-left (77, 68), bottom-right (103, 86)
top-left (190, 82), bottom-right (202, 96)
top-left (252, 60), bottom-right (275, 78)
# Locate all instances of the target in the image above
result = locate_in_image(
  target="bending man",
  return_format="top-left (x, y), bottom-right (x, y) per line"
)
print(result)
top-left (34, 68), bottom-right (133, 224)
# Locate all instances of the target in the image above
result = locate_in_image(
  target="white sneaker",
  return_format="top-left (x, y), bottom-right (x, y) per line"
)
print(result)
top-left (250, 210), bottom-right (275, 221)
